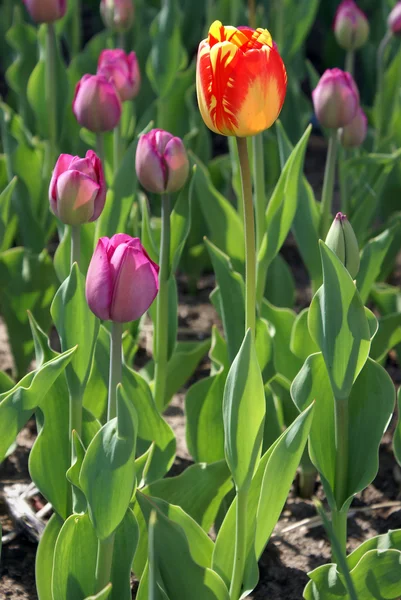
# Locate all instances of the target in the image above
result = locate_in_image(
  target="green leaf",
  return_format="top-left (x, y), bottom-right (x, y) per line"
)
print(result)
top-left (80, 385), bottom-right (138, 539)
top-left (66, 431), bottom-right (87, 513)
top-left (51, 262), bottom-right (100, 399)
top-left (0, 177), bottom-right (18, 252)
top-left (84, 585), bottom-right (112, 600)
top-left (356, 227), bottom-right (395, 304)
top-left (165, 339), bottom-right (211, 406)
top-left (170, 167), bottom-right (195, 273)
top-left (393, 387), bottom-right (401, 468)
top-left (281, 0), bottom-right (319, 61)
top-left (370, 313), bottom-right (401, 362)
top-left (265, 254), bottom-right (295, 309)
top-left (110, 509), bottom-right (139, 600)
top-left (213, 404), bottom-right (314, 595)
top-left (54, 222), bottom-right (96, 281)
top-left (36, 513), bottom-right (63, 600)
top-left (223, 330), bottom-right (265, 491)
top-left (347, 529), bottom-right (401, 571)
top-left (83, 325), bottom-right (110, 422)
top-left (290, 308), bottom-right (319, 361)
top-left (309, 241), bottom-right (371, 400)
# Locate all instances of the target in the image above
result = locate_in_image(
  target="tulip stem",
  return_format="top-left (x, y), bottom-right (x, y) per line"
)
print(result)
top-left (332, 395), bottom-right (349, 560)
top-left (252, 133), bottom-right (266, 254)
top-left (95, 533), bottom-right (115, 593)
top-left (96, 133), bottom-right (105, 170)
top-left (71, 0), bottom-right (81, 58)
top-left (113, 122), bottom-right (122, 175)
top-left (320, 130), bottom-right (339, 239)
top-left (229, 488), bottom-right (248, 600)
top-left (108, 321), bottom-right (123, 421)
top-left (45, 23), bottom-right (58, 177)
top-left (154, 194), bottom-right (170, 411)
top-left (236, 137), bottom-right (256, 336)
top-left (70, 225), bottom-right (81, 268)
top-left (345, 50), bottom-right (354, 76)
top-left (376, 30), bottom-right (393, 148)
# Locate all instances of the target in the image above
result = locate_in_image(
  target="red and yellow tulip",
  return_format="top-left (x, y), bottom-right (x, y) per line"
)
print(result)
top-left (196, 20), bottom-right (287, 137)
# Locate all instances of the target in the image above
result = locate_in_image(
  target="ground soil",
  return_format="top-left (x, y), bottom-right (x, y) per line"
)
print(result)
top-left (1, 138), bottom-right (401, 600)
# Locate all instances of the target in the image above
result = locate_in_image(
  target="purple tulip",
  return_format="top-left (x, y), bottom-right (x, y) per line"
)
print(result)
top-left (312, 69), bottom-right (359, 129)
top-left (49, 151), bottom-right (106, 225)
top-left (86, 234), bottom-right (159, 323)
top-left (340, 107), bottom-right (367, 148)
top-left (100, 0), bottom-right (134, 32)
top-left (333, 0), bottom-right (369, 50)
top-left (23, 0), bottom-right (66, 23)
top-left (97, 49), bottom-right (140, 102)
top-left (72, 74), bottom-right (122, 132)
top-left (388, 2), bottom-right (401, 36)
top-left (136, 129), bottom-right (189, 195)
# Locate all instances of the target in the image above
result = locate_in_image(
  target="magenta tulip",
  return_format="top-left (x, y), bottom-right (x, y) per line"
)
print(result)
top-left (72, 74), bottom-right (122, 132)
top-left (333, 0), bottom-right (369, 50)
top-left (388, 2), bottom-right (401, 36)
top-left (312, 69), bottom-right (359, 129)
top-left (86, 234), bottom-right (159, 323)
top-left (23, 0), bottom-right (66, 23)
top-left (49, 151), bottom-right (106, 225)
top-left (136, 129), bottom-right (189, 195)
top-left (100, 0), bottom-right (134, 32)
top-left (97, 49), bottom-right (140, 101)
top-left (340, 107), bottom-right (367, 148)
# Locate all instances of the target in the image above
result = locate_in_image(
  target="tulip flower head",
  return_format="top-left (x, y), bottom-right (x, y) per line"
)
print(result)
top-left (100, 0), bottom-right (134, 32)
top-left (388, 2), bottom-right (401, 36)
top-left (340, 106), bottom-right (367, 148)
top-left (325, 212), bottom-right (360, 278)
top-left (23, 0), bottom-right (66, 23)
top-left (196, 20), bottom-right (287, 137)
top-left (97, 49), bottom-right (140, 101)
top-left (333, 0), bottom-right (369, 51)
top-left (49, 151), bottom-right (106, 226)
top-left (86, 234), bottom-right (159, 323)
top-left (73, 74), bottom-right (122, 132)
top-left (136, 129), bottom-right (189, 195)
top-left (312, 69), bottom-right (359, 129)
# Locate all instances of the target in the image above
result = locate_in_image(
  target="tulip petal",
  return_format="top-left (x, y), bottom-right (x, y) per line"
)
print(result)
top-left (135, 134), bottom-right (165, 194)
top-left (86, 238), bottom-right (113, 320)
top-left (86, 150), bottom-right (107, 221)
top-left (164, 138), bottom-right (190, 194)
top-left (56, 170), bottom-right (99, 225)
top-left (49, 153), bottom-right (75, 212)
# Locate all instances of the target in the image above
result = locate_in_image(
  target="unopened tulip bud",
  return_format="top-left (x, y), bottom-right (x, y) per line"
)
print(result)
top-left (388, 2), bottom-right (401, 36)
top-left (49, 151), bottom-right (106, 225)
top-left (325, 212), bottom-right (360, 278)
top-left (340, 107), bottom-right (367, 148)
top-left (86, 234), bottom-right (159, 323)
top-left (100, 0), bottom-right (134, 32)
top-left (136, 129), bottom-right (189, 195)
top-left (97, 49), bottom-right (140, 102)
top-left (23, 0), bottom-right (66, 23)
top-left (334, 0), bottom-right (369, 51)
top-left (73, 74), bottom-right (122, 132)
top-left (312, 69), bottom-right (359, 129)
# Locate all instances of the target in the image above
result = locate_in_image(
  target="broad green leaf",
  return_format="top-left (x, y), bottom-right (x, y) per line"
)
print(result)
top-left (83, 325), bottom-right (110, 422)
top-left (110, 509), bottom-right (139, 600)
top-left (254, 317), bottom-right (275, 384)
top-left (308, 242), bottom-right (371, 400)
top-left (265, 253), bottom-right (295, 309)
top-left (394, 387), bottom-right (401, 468)
top-left (0, 177), bottom-right (18, 252)
top-left (140, 193), bottom-right (159, 263)
top-left (80, 385), bottom-right (138, 540)
top-left (0, 247), bottom-right (58, 377)
top-left (204, 237), bottom-right (245, 364)
top-left (84, 585), bottom-right (112, 600)
top-left (36, 513), bottom-right (63, 600)
top-left (281, 0), bottom-right (320, 61)
top-left (66, 431), bottom-right (87, 514)
top-left (356, 226), bottom-right (395, 304)
top-left (268, 374), bottom-right (299, 428)
top-left (213, 404), bottom-right (314, 595)
top-left (170, 167), bottom-right (195, 273)
top-left (149, 275), bottom-right (178, 364)
top-left (290, 308), bottom-right (319, 361)
top-left (347, 529), bottom-right (401, 571)
top-left (54, 222), bottom-right (96, 281)
top-left (223, 330), bottom-right (265, 491)
top-left (370, 313), bottom-right (401, 362)
top-left (51, 262), bottom-right (100, 399)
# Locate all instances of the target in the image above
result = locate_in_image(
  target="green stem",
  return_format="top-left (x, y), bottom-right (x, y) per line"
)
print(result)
top-left (376, 30), bottom-right (392, 148)
top-left (153, 194), bottom-right (171, 411)
top-left (95, 534), bottom-right (115, 592)
top-left (345, 50), bottom-right (354, 76)
top-left (96, 132), bottom-right (105, 170)
top-left (236, 137), bottom-right (256, 336)
top-left (113, 122), bottom-right (121, 174)
top-left (229, 489), bottom-right (248, 600)
top-left (331, 509), bottom-right (348, 562)
top-left (338, 146), bottom-right (348, 215)
top-left (332, 396), bottom-right (349, 559)
top-left (319, 130), bottom-right (339, 239)
top-left (118, 31), bottom-right (126, 50)
top-left (275, 0), bottom-right (284, 51)
top-left (248, 0), bottom-right (256, 28)
top-left (252, 133), bottom-right (266, 253)
top-left (108, 321), bottom-right (123, 421)
top-left (70, 225), bottom-right (81, 267)
top-left (71, 0), bottom-right (81, 58)
top-left (45, 23), bottom-right (57, 176)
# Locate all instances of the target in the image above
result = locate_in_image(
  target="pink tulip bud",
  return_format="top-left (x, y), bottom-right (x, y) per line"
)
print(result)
top-left (86, 234), bottom-right (159, 323)
top-left (388, 2), bottom-right (401, 36)
top-left (136, 129), bottom-right (189, 195)
top-left (312, 69), bottom-right (359, 129)
top-left (100, 0), bottom-right (134, 32)
top-left (49, 151), bottom-right (106, 225)
top-left (23, 0), bottom-right (66, 23)
top-left (72, 74), bottom-right (122, 132)
top-left (333, 0), bottom-right (369, 50)
top-left (340, 107), bottom-right (367, 148)
top-left (97, 49), bottom-right (140, 102)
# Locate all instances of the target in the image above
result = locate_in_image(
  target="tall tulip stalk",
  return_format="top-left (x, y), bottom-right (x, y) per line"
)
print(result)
top-left (333, 0), bottom-right (369, 76)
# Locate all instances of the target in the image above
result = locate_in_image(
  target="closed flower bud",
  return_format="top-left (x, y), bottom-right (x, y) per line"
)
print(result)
top-left (334, 0), bottom-right (369, 51)
top-left (49, 151), bottom-right (106, 225)
top-left (325, 212), bottom-right (360, 278)
top-left (136, 129), bottom-right (189, 195)
top-left (100, 0), bottom-right (134, 32)
top-left (73, 74), bottom-right (122, 132)
top-left (86, 234), bottom-right (159, 323)
top-left (97, 49), bottom-right (140, 102)
top-left (388, 2), bottom-right (401, 36)
top-left (340, 107), bottom-right (367, 148)
top-left (312, 69), bottom-right (359, 129)
top-left (23, 0), bottom-right (66, 23)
